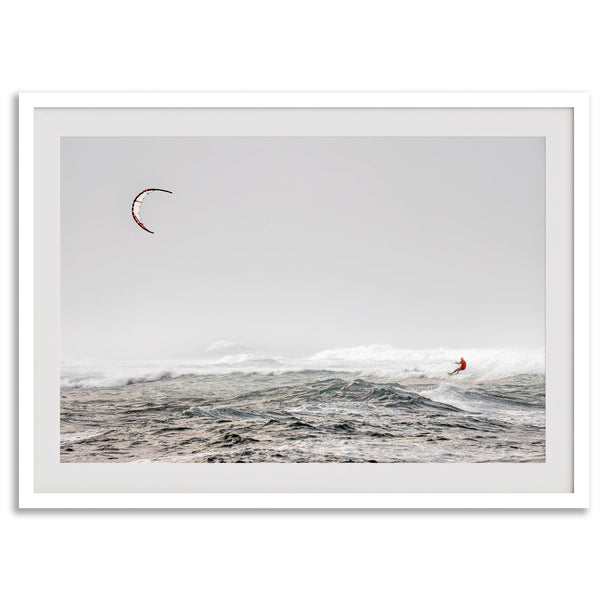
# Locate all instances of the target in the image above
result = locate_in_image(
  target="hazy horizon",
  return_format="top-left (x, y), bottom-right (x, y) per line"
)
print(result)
top-left (61, 136), bottom-right (545, 360)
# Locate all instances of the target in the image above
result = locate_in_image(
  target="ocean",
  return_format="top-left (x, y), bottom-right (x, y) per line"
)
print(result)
top-left (60, 345), bottom-right (545, 463)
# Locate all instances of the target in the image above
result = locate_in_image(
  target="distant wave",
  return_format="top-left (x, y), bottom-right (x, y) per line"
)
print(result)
top-left (308, 344), bottom-right (544, 380)
top-left (61, 370), bottom-right (176, 389)
top-left (61, 344), bottom-right (544, 388)
top-left (205, 340), bottom-right (255, 356)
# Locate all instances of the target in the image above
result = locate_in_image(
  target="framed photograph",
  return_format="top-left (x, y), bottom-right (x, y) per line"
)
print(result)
top-left (19, 92), bottom-right (589, 508)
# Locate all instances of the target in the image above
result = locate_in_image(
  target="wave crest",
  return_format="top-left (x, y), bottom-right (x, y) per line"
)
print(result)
top-left (61, 345), bottom-right (544, 388)
top-left (309, 345), bottom-right (544, 380)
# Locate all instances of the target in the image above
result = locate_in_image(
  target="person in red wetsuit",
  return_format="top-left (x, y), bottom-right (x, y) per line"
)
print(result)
top-left (449, 357), bottom-right (467, 375)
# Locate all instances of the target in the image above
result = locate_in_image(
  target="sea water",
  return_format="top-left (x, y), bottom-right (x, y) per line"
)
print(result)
top-left (60, 345), bottom-right (545, 463)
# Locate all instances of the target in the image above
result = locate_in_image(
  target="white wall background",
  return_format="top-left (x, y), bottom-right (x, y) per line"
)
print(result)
top-left (1, 1), bottom-right (597, 599)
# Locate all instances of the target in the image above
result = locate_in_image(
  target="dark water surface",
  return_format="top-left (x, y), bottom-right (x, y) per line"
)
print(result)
top-left (60, 370), bottom-right (545, 463)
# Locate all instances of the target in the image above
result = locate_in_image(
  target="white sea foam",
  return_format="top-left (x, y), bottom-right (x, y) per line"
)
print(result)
top-left (308, 345), bottom-right (544, 380)
top-left (60, 428), bottom-right (113, 443)
top-left (61, 369), bottom-right (176, 388)
top-left (61, 344), bottom-right (544, 388)
top-left (419, 381), bottom-right (545, 427)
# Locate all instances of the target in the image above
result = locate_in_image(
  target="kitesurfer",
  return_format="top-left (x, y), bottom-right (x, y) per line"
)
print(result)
top-left (449, 357), bottom-right (467, 375)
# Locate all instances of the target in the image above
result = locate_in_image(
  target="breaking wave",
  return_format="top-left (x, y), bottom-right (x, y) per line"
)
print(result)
top-left (61, 344), bottom-right (544, 389)
top-left (309, 344), bottom-right (544, 380)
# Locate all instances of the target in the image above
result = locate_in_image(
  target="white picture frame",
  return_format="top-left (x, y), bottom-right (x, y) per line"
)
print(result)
top-left (19, 92), bottom-right (590, 509)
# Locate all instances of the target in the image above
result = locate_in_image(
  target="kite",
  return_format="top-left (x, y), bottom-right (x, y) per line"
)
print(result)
top-left (131, 188), bottom-right (173, 234)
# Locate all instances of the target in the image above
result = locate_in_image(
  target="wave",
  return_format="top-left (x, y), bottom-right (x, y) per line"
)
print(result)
top-left (309, 344), bottom-right (544, 380)
top-left (61, 370), bottom-right (176, 389)
top-left (60, 428), bottom-right (114, 444)
top-left (61, 344), bottom-right (544, 388)
top-left (205, 340), bottom-right (256, 356)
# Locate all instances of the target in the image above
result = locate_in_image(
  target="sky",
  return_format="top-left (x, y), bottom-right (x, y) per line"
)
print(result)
top-left (61, 136), bottom-right (545, 359)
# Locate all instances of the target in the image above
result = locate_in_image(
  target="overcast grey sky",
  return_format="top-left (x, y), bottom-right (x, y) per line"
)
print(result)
top-left (61, 136), bottom-right (545, 359)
